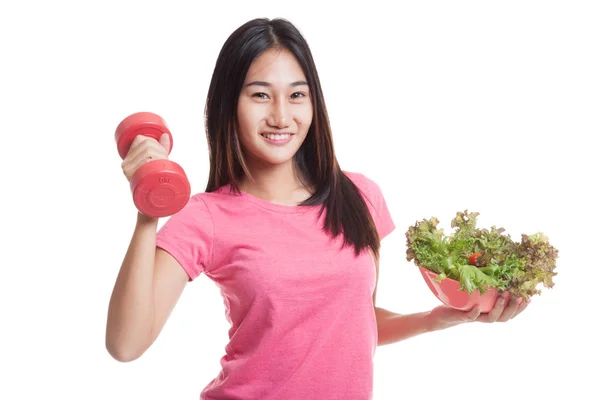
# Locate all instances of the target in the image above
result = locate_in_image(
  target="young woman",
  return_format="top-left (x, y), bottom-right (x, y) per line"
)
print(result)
top-left (106, 17), bottom-right (529, 400)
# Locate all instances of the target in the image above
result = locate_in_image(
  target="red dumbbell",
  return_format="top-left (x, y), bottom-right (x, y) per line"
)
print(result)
top-left (115, 112), bottom-right (190, 218)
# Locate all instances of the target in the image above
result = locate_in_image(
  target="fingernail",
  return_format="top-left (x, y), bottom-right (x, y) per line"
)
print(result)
top-left (498, 297), bottom-right (505, 304)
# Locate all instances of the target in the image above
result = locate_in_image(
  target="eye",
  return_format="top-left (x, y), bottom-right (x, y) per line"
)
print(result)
top-left (252, 92), bottom-right (269, 99)
top-left (291, 92), bottom-right (307, 99)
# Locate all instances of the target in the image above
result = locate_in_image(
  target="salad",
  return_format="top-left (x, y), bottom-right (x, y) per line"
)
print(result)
top-left (406, 210), bottom-right (558, 301)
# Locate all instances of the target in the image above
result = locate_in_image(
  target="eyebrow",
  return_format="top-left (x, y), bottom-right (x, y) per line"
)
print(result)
top-left (245, 80), bottom-right (309, 88)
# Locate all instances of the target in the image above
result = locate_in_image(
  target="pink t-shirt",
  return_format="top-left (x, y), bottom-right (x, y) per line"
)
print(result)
top-left (155, 171), bottom-right (395, 400)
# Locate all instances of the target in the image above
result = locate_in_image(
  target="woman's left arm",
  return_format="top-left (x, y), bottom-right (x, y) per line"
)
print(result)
top-left (372, 257), bottom-right (530, 346)
top-left (376, 295), bottom-right (529, 346)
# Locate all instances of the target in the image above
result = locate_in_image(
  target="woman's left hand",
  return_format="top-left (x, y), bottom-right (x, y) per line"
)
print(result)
top-left (427, 294), bottom-right (531, 331)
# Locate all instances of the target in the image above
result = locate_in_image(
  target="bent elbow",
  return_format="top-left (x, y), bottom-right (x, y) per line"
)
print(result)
top-left (106, 340), bottom-right (145, 363)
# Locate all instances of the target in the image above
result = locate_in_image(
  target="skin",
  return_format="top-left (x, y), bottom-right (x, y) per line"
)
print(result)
top-left (236, 48), bottom-right (314, 205)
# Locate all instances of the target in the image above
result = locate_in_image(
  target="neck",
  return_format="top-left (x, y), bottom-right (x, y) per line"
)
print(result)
top-left (239, 160), bottom-right (312, 206)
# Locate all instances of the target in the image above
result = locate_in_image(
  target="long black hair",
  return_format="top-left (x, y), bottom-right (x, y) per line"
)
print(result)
top-left (204, 17), bottom-right (381, 258)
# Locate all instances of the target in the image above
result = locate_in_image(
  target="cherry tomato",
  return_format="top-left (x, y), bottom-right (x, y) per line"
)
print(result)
top-left (469, 252), bottom-right (482, 266)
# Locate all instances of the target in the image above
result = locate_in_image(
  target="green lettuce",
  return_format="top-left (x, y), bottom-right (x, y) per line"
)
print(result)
top-left (406, 210), bottom-right (558, 300)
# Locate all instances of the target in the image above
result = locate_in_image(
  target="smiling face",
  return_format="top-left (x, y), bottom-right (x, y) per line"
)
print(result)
top-left (236, 48), bottom-right (313, 169)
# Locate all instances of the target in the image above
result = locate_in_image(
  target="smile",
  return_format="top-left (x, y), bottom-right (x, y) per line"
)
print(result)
top-left (260, 133), bottom-right (293, 140)
top-left (260, 133), bottom-right (294, 145)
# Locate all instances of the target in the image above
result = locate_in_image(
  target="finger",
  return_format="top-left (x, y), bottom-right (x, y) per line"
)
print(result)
top-left (122, 146), bottom-right (167, 177)
top-left (466, 306), bottom-right (482, 322)
top-left (127, 134), bottom-right (168, 158)
top-left (130, 144), bottom-right (167, 166)
top-left (125, 137), bottom-right (168, 165)
top-left (478, 296), bottom-right (506, 323)
top-left (496, 296), bottom-right (521, 322)
top-left (511, 298), bottom-right (531, 319)
top-left (129, 134), bottom-right (153, 152)
top-left (125, 149), bottom-right (165, 174)
top-left (159, 133), bottom-right (171, 153)
top-left (124, 135), bottom-right (155, 161)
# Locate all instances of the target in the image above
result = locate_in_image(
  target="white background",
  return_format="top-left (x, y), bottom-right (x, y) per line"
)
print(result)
top-left (1, 0), bottom-right (598, 399)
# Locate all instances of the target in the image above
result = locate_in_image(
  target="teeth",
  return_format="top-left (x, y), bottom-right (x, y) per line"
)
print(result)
top-left (261, 133), bottom-right (291, 141)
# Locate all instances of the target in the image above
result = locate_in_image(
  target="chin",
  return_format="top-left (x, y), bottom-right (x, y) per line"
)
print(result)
top-left (259, 153), bottom-right (296, 166)
top-left (256, 145), bottom-right (302, 166)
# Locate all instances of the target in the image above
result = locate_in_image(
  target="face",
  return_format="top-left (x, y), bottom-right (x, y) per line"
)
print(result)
top-left (236, 48), bottom-right (313, 168)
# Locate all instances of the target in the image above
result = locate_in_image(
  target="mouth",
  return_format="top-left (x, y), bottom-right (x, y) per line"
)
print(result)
top-left (260, 132), bottom-right (294, 144)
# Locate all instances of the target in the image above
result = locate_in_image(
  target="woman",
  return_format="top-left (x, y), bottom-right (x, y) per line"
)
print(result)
top-left (106, 17), bottom-right (528, 400)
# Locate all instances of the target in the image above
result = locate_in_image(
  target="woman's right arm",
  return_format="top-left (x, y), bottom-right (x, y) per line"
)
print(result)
top-left (106, 133), bottom-right (189, 362)
top-left (105, 212), bottom-right (189, 362)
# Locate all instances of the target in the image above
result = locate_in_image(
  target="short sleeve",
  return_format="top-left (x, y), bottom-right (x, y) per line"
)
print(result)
top-left (155, 195), bottom-right (214, 282)
top-left (347, 172), bottom-right (396, 241)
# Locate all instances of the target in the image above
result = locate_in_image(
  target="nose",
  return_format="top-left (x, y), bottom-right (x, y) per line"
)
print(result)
top-left (267, 99), bottom-right (290, 128)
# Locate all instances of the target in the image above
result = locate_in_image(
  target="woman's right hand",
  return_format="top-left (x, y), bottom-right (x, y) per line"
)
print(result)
top-left (121, 133), bottom-right (171, 182)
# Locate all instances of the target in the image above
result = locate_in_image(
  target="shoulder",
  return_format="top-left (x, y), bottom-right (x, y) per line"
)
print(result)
top-left (188, 185), bottom-right (231, 207)
top-left (178, 192), bottom-right (211, 212)
top-left (343, 170), bottom-right (396, 238)
top-left (342, 170), bottom-right (383, 199)
top-left (342, 170), bottom-right (368, 186)
top-left (161, 192), bottom-right (218, 225)
top-left (181, 184), bottom-right (246, 218)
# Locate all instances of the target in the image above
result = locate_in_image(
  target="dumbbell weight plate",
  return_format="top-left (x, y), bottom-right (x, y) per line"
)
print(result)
top-left (130, 159), bottom-right (191, 218)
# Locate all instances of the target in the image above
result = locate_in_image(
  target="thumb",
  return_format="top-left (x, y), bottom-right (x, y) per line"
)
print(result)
top-left (159, 132), bottom-right (171, 153)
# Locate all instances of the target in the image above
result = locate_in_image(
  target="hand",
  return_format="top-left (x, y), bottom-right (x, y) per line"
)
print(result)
top-left (121, 133), bottom-right (171, 182)
top-left (473, 294), bottom-right (530, 323)
top-left (427, 294), bottom-right (531, 331)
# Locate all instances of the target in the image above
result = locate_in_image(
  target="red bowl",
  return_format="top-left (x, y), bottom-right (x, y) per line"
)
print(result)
top-left (418, 266), bottom-right (507, 313)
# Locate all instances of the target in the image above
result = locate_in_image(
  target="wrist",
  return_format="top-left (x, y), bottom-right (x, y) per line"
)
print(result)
top-left (422, 307), bottom-right (455, 333)
top-left (136, 211), bottom-right (159, 226)
top-left (423, 310), bottom-right (437, 333)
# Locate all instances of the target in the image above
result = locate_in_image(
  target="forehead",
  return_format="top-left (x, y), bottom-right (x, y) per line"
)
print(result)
top-left (245, 48), bottom-right (306, 82)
